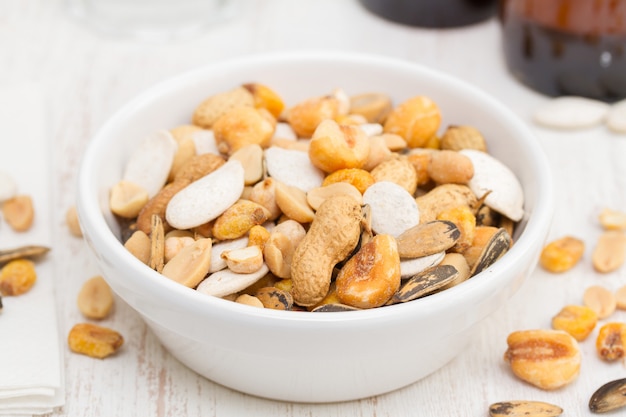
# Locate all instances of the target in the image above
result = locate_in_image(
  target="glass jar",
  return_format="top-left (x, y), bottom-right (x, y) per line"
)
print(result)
top-left (359, 0), bottom-right (498, 28)
top-left (499, 0), bottom-right (626, 102)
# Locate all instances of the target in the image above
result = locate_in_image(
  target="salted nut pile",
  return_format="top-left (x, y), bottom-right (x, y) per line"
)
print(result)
top-left (111, 83), bottom-right (524, 311)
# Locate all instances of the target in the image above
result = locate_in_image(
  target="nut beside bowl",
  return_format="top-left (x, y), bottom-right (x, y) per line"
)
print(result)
top-left (76, 52), bottom-right (553, 403)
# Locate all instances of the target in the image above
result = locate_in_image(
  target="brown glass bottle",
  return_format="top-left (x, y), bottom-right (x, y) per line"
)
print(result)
top-left (359, 0), bottom-right (497, 28)
top-left (500, 0), bottom-right (626, 102)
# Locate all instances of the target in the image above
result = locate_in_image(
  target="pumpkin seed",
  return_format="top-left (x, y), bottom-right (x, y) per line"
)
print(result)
top-left (489, 400), bottom-right (563, 417)
top-left (533, 96), bottom-right (610, 130)
top-left (589, 378), bottom-right (626, 414)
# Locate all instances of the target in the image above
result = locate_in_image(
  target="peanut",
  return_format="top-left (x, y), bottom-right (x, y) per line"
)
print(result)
top-left (615, 284), bottom-right (626, 310)
top-left (109, 180), bottom-right (149, 219)
top-left (124, 230), bottom-right (151, 265)
top-left (77, 276), bottom-right (114, 320)
top-left (248, 178), bottom-right (281, 220)
top-left (599, 208), bottom-right (626, 230)
top-left (504, 329), bottom-right (581, 390)
top-left (440, 125), bottom-right (487, 152)
top-left (0, 170), bottom-right (17, 202)
top-left (439, 252), bottom-right (470, 290)
top-left (290, 195), bottom-right (362, 306)
top-left (161, 238), bottom-right (212, 288)
top-left (2, 194), bottom-right (34, 232)
top-left (274, 181), bottom-right (315, 224)
top-left (583, 285), bottom-right (617, 319)
top-left (379, 133), bottom-right (407, 151)
top-left (234, 293), bottom-right (264, 308)
top-left (263, 220), bottom-right (306, 278)
top-left (415, 184), bottom-right (477, 224)
top-left (192, 86), bottom-right (254, 129)
top-left (164, 235), bottom-right (195, 263)
top-left (406, 150), bottom-right (433, 187)
top-left (168, 136), bottom-right (196, 181)
top-left (66, 205), bottom-right (83, 237)
top-left (592, 230), bottom-right (626, 273)
top-left (427, 150), bottom-right (474, 185)
top-left (370, 155), bottom-right (418, 195)
top-left (221, 245), bottom-right (264, 274)
top-left (68, 323), bottom-right (124, 359)
top-left (306, 182), bottom-right (362, 211)
top-left (229, 144), bottom-right (264, 185)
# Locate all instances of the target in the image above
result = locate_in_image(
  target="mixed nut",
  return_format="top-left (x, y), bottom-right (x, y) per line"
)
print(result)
top-left (497, 206), bottom-right (626, 414)
top-left (109, 83), bottom-right (525, 312)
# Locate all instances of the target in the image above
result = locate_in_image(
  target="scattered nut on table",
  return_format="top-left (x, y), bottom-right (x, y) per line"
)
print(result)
top-left (539, 236), bottom-right (585, 273)
top-left (68, 323), bottom-right (124, 359)
top-left (503, 329), bottom-right (581, 390)
top-left (589, 378), bottom-right (626, 414)
top-left (0, 259), bottom-right (37, 296)
top-left (77, 275), bottom-right (114, 320)
top-left (488, 400), bottom-right (563, 417)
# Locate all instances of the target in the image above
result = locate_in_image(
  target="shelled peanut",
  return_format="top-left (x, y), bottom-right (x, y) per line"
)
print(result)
top-left (109, 83), bottom-right (525, 312)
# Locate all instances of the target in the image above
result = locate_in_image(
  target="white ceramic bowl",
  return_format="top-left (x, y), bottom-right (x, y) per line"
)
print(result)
top-left (76, 52), bottom-right (553, 403)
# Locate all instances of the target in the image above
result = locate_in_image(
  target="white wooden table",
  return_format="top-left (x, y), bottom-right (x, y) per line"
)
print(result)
top-left (2, 0), bottom-right (626, 415)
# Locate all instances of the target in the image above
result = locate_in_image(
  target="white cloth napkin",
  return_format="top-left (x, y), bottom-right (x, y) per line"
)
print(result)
top-left (0, 83), bottom-right (64, 415)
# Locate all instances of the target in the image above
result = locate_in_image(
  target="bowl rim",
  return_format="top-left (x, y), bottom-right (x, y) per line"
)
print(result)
top-left (77, 50), bottom-right (554, 327)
